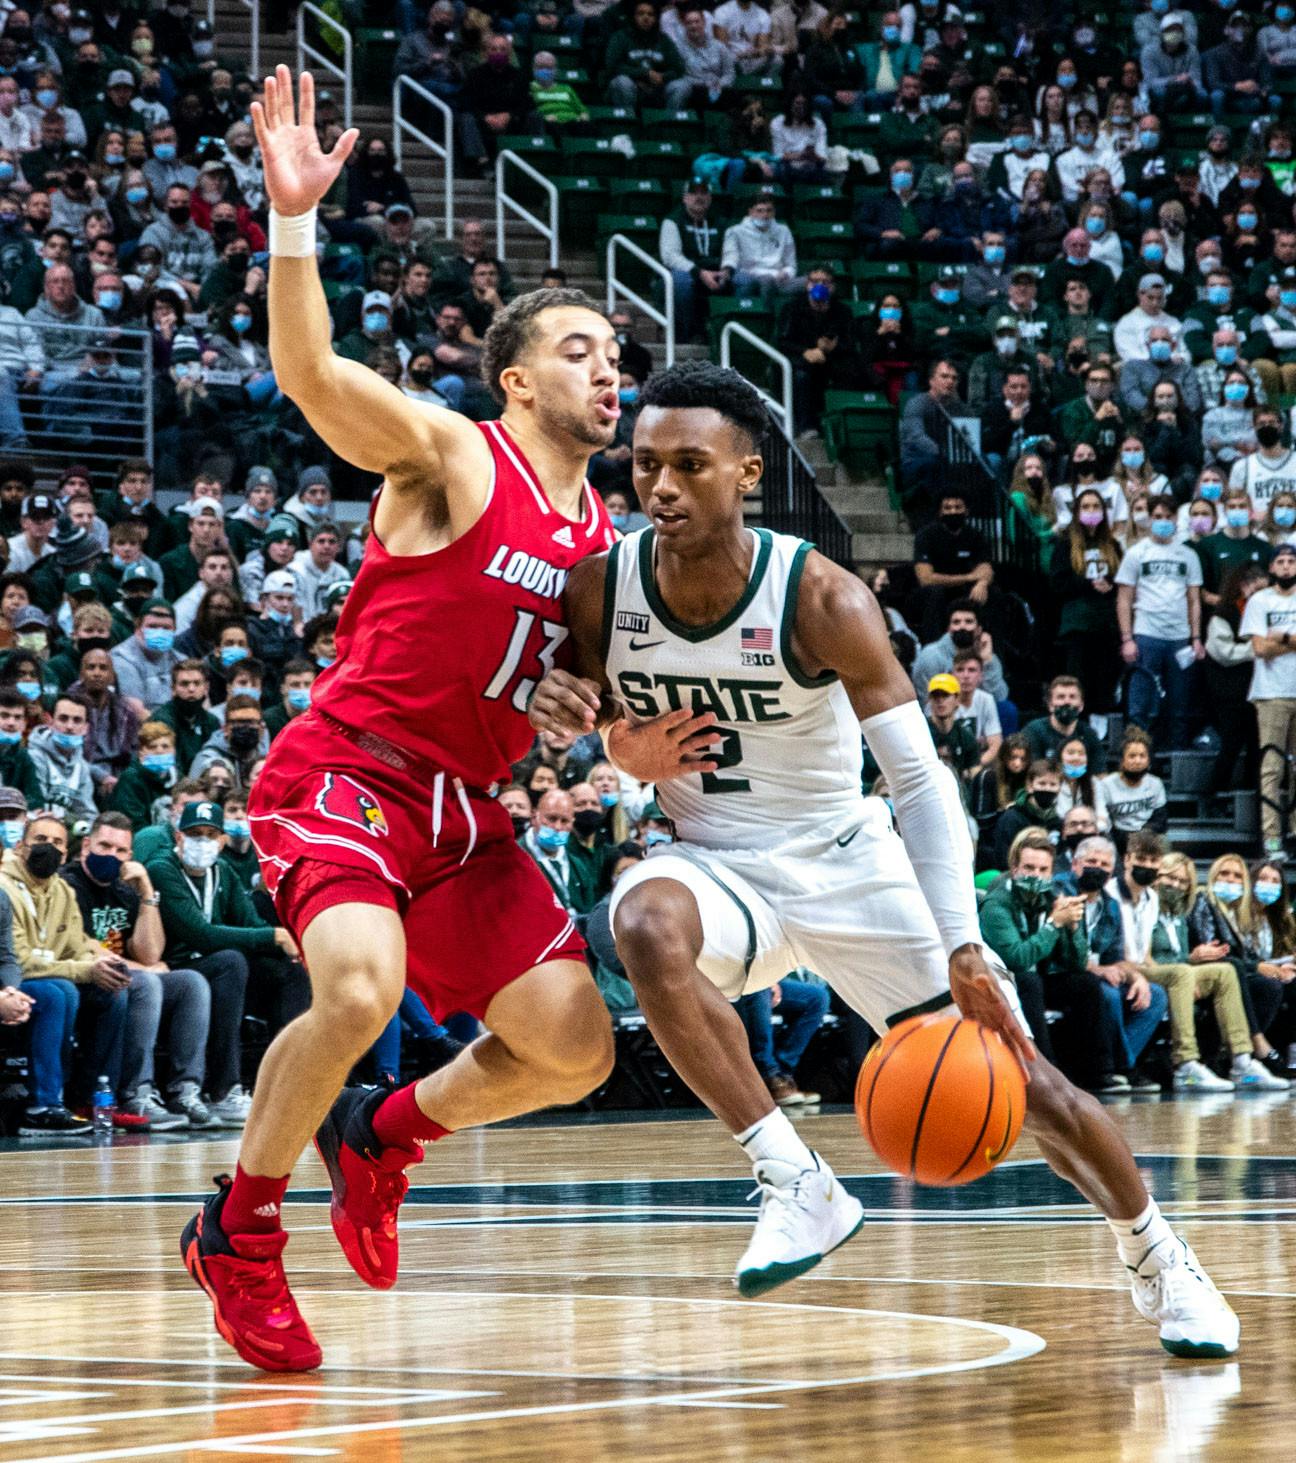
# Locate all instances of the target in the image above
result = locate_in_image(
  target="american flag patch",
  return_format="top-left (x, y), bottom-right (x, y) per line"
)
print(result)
top-left (741, 627), bottom-right (773, 650)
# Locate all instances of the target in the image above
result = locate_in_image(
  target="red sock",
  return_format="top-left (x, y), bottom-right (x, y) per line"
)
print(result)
top-left (372, 1082), bottom-right (452, 1149)
top-left (222, 1164), bottom-right (291, 1235)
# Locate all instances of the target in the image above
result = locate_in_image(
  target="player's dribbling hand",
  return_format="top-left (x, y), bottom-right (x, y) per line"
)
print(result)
top-left (251, 66), bottom-right (359, 217)
top-left (605, 709), bottom-right (723, 784)
top-left (528, 669), bottom-right (602, 735)
top-left (948, 945), bottom-right (1037, 1083)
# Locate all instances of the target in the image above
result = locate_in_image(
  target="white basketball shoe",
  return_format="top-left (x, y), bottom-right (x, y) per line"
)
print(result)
top-left (735, 1153), bottom-right (864, 1298)
top-left (1130, 1239), bottom-right (1240, 1358)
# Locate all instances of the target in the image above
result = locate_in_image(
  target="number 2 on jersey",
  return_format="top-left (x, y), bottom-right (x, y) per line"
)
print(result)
top-left (484, 609), bottom-right (569, 713)
top-left (700, 727), bottom-right (750, 794)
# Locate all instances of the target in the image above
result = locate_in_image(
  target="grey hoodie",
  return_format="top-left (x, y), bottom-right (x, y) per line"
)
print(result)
top-left (189, 724), bottom-right (271, 787)
top-left (26, 724), bottom-right (97, 823)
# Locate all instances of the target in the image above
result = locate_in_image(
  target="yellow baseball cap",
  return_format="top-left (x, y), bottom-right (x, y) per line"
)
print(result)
top-left (928, 673), bottom-right (960, 696)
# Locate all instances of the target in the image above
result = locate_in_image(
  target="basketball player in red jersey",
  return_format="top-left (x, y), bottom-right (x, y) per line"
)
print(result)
top-left (179, 69), bottom-right (679, 1373)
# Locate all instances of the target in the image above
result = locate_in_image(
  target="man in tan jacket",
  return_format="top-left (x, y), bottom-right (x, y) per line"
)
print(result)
top-left (1, 813), bottom-right (131, 1136)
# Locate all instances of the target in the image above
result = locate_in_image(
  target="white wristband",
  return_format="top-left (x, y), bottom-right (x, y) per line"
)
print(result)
top-left (269, 206), bottom-right (318, 257)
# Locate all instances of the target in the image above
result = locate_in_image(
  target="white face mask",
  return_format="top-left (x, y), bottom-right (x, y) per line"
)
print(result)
top-left (180, 835), bottom-right (221, 870)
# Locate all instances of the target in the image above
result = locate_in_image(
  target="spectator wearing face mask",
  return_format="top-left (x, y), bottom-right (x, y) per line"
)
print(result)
top-left (1022, 675), bottom-right (1106, 765)
top-left (908, 501), bottom-right (996, 646)
top-left (109, 720), bottom-right (179, 832)
top-left (522, 787), bottom-right (592, 919)
top-left (911, 596), bottom-right (1008, 704)
top-left (1120, 325), bottom-right (1205, 415)
top-left (0, 690), bottom-right (42, 807)
top-left (188, 694), bottom-right (268, 790)
top-left (779, 265), bottom-right (858, 435)
top-left (1057, 363), bottom-right (1127, 459)
top-left (1095, 728), bottom-right (1168, 843)
top-left (1240, 542), bottom-right (1296, 854)
top-left (26, 690), bottom-right (96, 824)
top-left (991, 759), bottom-right (1062, 869)
top-left (1251, 266), bottom-right (1296, 398)
top-left (1205, 560), bottom-right (1267, 796)
top-left (1115, 494), bottom-right (1204, 748)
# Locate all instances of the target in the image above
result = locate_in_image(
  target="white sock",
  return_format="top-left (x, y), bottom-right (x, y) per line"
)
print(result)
top-left (1108, 1198), bottom-right (1177, 1277)
top-left (736, 1107), bottom-right (816, 1173)
top-left (1230, 1054), bottom-right (1254, 1072)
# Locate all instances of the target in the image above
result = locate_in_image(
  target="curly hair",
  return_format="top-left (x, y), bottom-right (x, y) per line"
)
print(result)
top-left (638, 361), bottom-right (769, 450)
top-left (480, 287), bottom-right (603, 405)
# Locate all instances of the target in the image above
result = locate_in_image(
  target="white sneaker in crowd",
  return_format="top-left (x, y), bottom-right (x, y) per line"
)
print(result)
top-left (1172, 1061), bottom-right (1234, 1093)
top-left (169, 1081), bottom-right (216, 1129)
top-left (735, 1152), bottom-right (864, 1298)
top-left (1230, 1054), bottom-right (1290, 1091)
top-left (122, 1085), bottom-right (188, 1131)
top-left (206, 1085), bottom-right (253, 1129)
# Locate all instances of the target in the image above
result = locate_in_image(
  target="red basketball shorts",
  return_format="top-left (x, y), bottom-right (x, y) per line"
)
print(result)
top-left (248, 711), bottom-right (585, 1021)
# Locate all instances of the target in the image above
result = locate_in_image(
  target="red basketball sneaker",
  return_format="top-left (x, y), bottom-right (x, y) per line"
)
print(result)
top-left (313, 1086), bottom-right (423, 1290)
top-left (181, 1176), bottom-right (322, 1372)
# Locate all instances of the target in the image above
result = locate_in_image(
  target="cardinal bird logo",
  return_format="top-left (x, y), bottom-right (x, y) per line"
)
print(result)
top-left (315, 774), bottom-right (391, 839)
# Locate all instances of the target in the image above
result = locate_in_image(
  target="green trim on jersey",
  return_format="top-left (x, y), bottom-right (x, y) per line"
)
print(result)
top-left (673, 848), bottom-right (758, 974)
top-left (636, 527), bottom-right (774, 644)
top-left (780, 541), bottom-right (839, 690)
top-left (599, 539), bottom-right (622, 669)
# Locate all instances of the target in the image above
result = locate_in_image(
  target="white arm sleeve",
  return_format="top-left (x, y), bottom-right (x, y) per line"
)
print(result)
top-left (862, 700), bottom-right (984, 958)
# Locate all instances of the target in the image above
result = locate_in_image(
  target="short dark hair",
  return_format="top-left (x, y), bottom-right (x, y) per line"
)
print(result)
top-left (117, 457), bottom-right (150, 482)
top-left (947, 597), bottom-right (980, 623)
top-left (225, 694), bottom-right (261, 718)
top-left (90, 810), bottom-right (133, 837)
top-left (0, 688), bottom-right (28, 712)
top-left (1127, 829), bottom-right (1165, 861)
top-left (0, 460), bottom-right (34, 488)
top-left (281, 657), bottom-right (316, 679)
top-left (228, 656), bottom-right (265, 682)
top-left (173, 657), bottom-right (208, 682)
top-left (1027, 758), bottom-right (1059, 781)
top-left (638, 361), bottom-right (769, 450)
top-left (54, 691), bottom-right (92, 717)
top-left (480, 286), bottom-right (604, 405)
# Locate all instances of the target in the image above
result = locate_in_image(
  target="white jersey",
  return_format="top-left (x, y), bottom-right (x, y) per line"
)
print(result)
top-left (1230, 448), bottom-right (1296, 512)
top-left (604, 527), bottom-right (866, 852)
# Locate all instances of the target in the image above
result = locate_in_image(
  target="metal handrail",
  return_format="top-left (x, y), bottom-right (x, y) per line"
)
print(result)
top-left (495, 150), bottom-right (558, 267)
top-left (606, 233), bottom-right (674, 367)
top-left (393, 75), bottom-right (455, 241)
top-left (242, 0), bottom-right (261, 78)
top-left (719, 319), bottom-right (793, 441)
top-left (297, 1), bottom-right (352, 129)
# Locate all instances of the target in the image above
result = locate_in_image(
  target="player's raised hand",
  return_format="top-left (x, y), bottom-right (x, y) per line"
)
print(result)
top-left (605, 708), bottom-right (723, 784)
top-left (251, 67), bottom-right (358, 217)
top-left (948, 945), bottom-right (1036, 1082)
top-left (528, 669), bottom-right (602, 735)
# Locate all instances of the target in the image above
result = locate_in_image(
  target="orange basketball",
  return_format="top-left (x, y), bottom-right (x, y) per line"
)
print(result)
top-left (855, 1012), bottom-right (1026, 1186)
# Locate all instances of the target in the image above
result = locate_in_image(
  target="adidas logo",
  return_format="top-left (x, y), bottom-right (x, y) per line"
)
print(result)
top-left (552, 525), bottom-right (575, 548)
top-left (252, 1202), bottom-right (280, 1218)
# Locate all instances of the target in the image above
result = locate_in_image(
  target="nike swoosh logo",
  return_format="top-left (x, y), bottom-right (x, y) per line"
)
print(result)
top-left (835, 826), bottom-right (862, 847)
top-left (629, 637), bottom-right (665, 651)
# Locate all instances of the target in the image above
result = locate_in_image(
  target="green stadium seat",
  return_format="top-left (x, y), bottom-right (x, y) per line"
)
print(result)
top-left (707, 295), bottom-right (775, 357)
top-left (608, 177), bottom-right (671, 216)
top-left (595, 212), bottom-right (662, 256)
top-left (552, 174), bottom-right (609, 236)
top-left (733, 181), bottom-right (788, 207)
top-left (794, 220), bottom-right (853, 259)
top-left (733, 74), bottom-right (782, 95)
top-left (560, 135), bottom-right (627, 177)
top-left (792, 183), bottom-right (850, 223)
top-left (499, 134), bottom-right (558, 162)
top-left (821, 391), bottom-right (897, 477)
top-left (586, 105), bottom-right (638, 128)
top-left (851, 258), bottom-right (914, 301)
top-left (355, 28), bottom-right (400, 99)
top-left (642, 108), bottom-right (704, 145)
top-left (634, 139), bottom-right (689, 180)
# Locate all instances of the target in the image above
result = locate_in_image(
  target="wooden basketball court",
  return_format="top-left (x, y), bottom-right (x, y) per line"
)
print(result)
top-left (0, 1097), bottom-right (1291, 1461)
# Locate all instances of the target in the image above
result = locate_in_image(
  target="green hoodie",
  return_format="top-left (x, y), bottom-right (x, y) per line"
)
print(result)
top-left (144, 846), bottom-right (278, 965)
top-left (979, 874), bottom-right (1088, 978)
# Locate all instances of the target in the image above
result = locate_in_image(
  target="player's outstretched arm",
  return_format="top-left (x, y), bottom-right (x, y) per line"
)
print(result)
top-left (528, 555), bottom-right (721, 781)
top-left (793, 552), bottom-right (1037, 1072)
top-left (252, 68), bottom-right (483, 493)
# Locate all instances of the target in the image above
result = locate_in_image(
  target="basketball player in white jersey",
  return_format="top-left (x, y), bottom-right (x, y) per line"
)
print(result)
top-left (1229, 405), bottom-right (1296, 514)
top-left (530, 363), bottom-right (1238, 1358)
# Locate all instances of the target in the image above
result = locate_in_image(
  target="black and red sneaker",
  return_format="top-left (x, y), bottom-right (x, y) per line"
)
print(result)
top-left (181, 1175), bottom-right (323, 1373)
top-left (313, 1086), bottom-right (423, 1291)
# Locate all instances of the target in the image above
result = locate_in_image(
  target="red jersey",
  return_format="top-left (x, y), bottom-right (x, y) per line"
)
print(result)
top-left (313, 420), bottom-right (617, 788)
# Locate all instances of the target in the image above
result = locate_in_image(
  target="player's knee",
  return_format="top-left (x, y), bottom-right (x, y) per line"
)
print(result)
top-left (613, 886), bottom-right (701, 984)
top-left (526, 980), bottom-right (615, 1099)
top-left (315, 963), bottom-right (403, 1047)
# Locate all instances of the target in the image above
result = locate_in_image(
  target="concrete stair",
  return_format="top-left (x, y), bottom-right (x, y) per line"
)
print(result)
top-left (211, 4), bottom-right (912, 570)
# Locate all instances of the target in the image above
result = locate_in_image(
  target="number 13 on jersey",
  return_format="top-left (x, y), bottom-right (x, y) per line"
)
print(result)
top-left (483, 609), bottom-right (569, 713)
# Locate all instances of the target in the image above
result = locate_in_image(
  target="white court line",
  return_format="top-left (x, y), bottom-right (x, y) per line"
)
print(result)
top-left (0, 1296), bottom-right (1044, 1463)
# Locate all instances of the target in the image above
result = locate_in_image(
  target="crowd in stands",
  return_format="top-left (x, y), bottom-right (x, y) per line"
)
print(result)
top-left (8, 0), bottom-right (1296, 1130)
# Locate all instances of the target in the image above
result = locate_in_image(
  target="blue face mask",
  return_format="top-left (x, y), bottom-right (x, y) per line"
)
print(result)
top-left (1122, 448), bottom-right (1146, 469)
top-left (1214, 345), bottom-right (1238, 365)
top-left (609, 512), bottom-right (629, 531)
top-left (534, 66), bottom-right (556, 84)
top-left (1239, 212), bottom-right (1259, 232)
top-left (617, 386), bottom-right (638, 405)
top-left (97, 290), bottom-right (121, 312)
top-left (535, 824), bottom-right (568, 852)
top-left (84, 850), bottom-right (122, 883)
top-left (305, 503), bottom-right (329, 521)
top-left (891, 171), bottom-right (912, 192)
top-left (1240, 175), bottom-right (1259, 190)
top-left (1139, 130), bottom-right (1159, 150)
top-left (599, 790), bottom-right (620, 808)
top-left (644, 828), bottom-right (673, 847)
top-left (1059, 74), bottom-right (1077, 90)
top-left (231, 313), bottom-right (252, 333)
top-left (1255, 882), bottom-right (1283, 905)
top-left (936, 287), bottom-right (959, 305)
top-left (153, 143), bottom-right (176, 162)
top-left (1151, 0), bottom-right (1169, 11)
top-left (224, 818), bottom-right (251, 840)
top-left (1063, 762), bottom-right (1087, 779)
top-left (1282, 290), bottom-right (1296, 311)
top-left (142, 628), bottom-right (174, 654)
top-left (1276, 507), bottom-right (1296, 528)
top-left (1084, 216), bottom-right (1105, 236)
top-left (0, 819), bottom-right (23, 848)
top-left (1074, 131), bottom-right (1095, 148)
top-left (0, 729), bottom-right (19, 746)
top-left (1212, 880), bottom-right (1242, 904)
top-left (1011, 134), bottom-right (1033, 153)
top-left (1149, 340), bottom-right (1172, 362)
top-left (105, 150), bottom-right (125, 166)
top-left (0, 163), bottom-right (14, 183)
top-left (126, 185), bottom-right (148, 205)
top-left (1066, 254), bottom-right (1087, 267)
top-left (52, 730), bottom-right (82, 752)
top-left (1226, 507), bottom-right (1251, 529)
top-left (879, 305), bottom-right (902, 321)
top-left (882, 24), bottom-right (900, 41)
top-left (315, 655), bottom-right (334, 669)
top-left (983, 244), bottom-right (1005, 264)
top-left (1142, 243), bottom-right (1164, 263)
top-left (1201, 481), bottom-right (1223, 501)
top-left (1206, 285), bottom-right (1230, 307)
top-left (363, 311), bottom-right (389, 334)
top-left (1150, 518), bottom-right (1176, 540)
top-left (1280, 5), bottom-right (1295, 20)
top-left (261, 608), bottom-right (290, 627)
top-left (1224, 382), bottom-right (1249, 403)
top-left (808, 281), bottom-right (832, 304)
top-left (35, 88), bottom-right (58, 108)
top-left (141, 751), bottom-right (176, 773)
top-left (15, 680), bottom-right (40, 701)
top-left (287, 686), bottom-right (312, 712)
